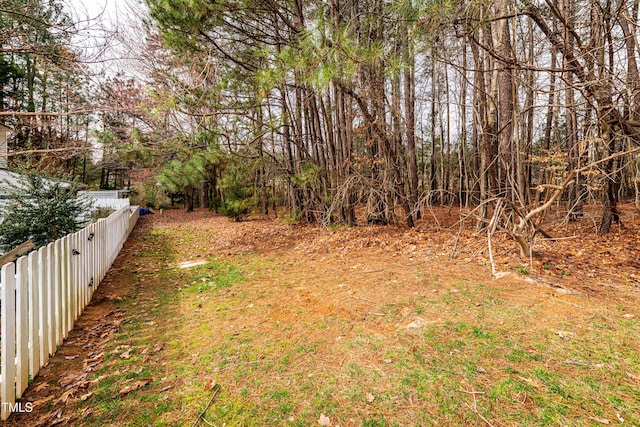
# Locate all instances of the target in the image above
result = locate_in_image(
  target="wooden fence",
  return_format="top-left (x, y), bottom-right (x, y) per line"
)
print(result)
top-left (0, 205), bottom-right (140, 420)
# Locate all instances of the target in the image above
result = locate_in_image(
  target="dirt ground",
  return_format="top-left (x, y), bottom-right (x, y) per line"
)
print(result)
top-left (5, 205), bottom-right (640, 426)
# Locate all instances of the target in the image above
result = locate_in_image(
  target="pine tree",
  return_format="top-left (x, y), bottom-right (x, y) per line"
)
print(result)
top-left (0, 173), bottom-right (89, 251)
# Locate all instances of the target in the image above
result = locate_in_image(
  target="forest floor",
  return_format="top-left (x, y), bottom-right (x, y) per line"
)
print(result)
top-left (6, 205), bottom-right (640, 426)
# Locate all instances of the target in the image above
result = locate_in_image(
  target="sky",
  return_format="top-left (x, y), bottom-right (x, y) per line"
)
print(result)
top-left (62, 0), bottom-right (136, 160)
top-left (66, 0), bottom-right (122, 28)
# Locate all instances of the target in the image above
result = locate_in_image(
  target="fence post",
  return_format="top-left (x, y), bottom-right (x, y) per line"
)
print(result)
top-left (72, 232), bottom-right (78, 323)
top-left (84, 227), bottom-right (90, 308)
top-left (1, 263), bottom-right (16, 420)
top-left (81, 228), bottom-right (87, 312)
top-left (89, 223), bottom-right (95, 301)
top-left (63, 235), bottom-right (71, 338)
top-left (57, 238), bottom-right (64, 342)
top-left (54, 238), bottom-right (62, 347)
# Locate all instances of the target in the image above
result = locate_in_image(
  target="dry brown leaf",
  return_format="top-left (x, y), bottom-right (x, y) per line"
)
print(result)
top-left (32, 382), bottom-right (50, 393)
top-left (59, 373), bottom-right (88, 389)
top-left (516, 375), bottom-right (544, 389)
top-left (204, 379), bottom-right (217, 391)
top-left (626, 371), bottom-right (640, 382)
top-left (89, 375), bottom-right (107, 385)
top-left (588, 416), bottom-right (610, 424)
top-left (32, 394), bottom-right (56, 408)
top-left (56, 388), bottom-right (76, 404)
top-left (317, 413), bottom-right (331, 426)
top-left (116, 379), bottom-right (151, 397)
top-left (83, 352), bottom-right (104, 370)
top-left (555, 331), bottom-right (575, 340)
top-left (48, 417), bottom-right (69, 426)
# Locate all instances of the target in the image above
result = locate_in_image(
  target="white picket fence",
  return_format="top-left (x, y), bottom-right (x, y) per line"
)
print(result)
top-left (88, 198), bottom-right (131, 211)
top-left (79, 190), bottom-right (131, 212)
top-left (0, 205), bottom-right (140, 420)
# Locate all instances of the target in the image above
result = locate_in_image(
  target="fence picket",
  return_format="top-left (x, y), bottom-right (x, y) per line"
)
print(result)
top-left (73, 232), bottom-right (79, 322)
top-left (28, 251), bottom-right (40, 379)
top-left (38, 246), bottom-right (49, 367)
top-left (46, 242), bottom-right (55, 356)
top-left (81, 229), bottom-right (86, 314)
top-left (59, 237), bottom-right (67, 341)
top-left (53, 239), bottom-right (61, 347)
top-left (1, 263), bottom-right (16, 420)
top-left (89, 223), bottom-right (95, 302)
top-left (15, 257), bottom-right (29, 398)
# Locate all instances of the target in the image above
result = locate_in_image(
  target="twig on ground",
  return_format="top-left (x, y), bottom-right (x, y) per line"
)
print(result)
top-left (349, 295), bottom-right (378, 305)
top-left (464, 402), bottom-right (495, 427)
top-left (191, 384), bottom-right (221, 427)
top-left (451, 217), bottom-right (466, 259)
top-left (487, 228), bottom-right (496, 277)
top-left (459, 388), bottom-right (485, 395)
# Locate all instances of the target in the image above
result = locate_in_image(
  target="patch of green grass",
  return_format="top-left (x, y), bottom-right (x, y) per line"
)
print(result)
top-left (362, 417), bottom-right (389, 427)
top-left (471, 325), bottom-right (493, 339)
top-left (513, 264), bottom-right (529, 275)
top-left (183, 259), bottom-right (246, 292)
top-left (327, 223), bottom-right (342, 232)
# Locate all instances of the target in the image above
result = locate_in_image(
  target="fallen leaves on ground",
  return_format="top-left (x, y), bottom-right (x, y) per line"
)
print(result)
top-left (116, 379), bottom-right (151, 397)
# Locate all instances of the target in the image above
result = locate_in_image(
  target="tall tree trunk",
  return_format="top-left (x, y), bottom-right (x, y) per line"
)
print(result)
top-left (459, 40), bottom-right (469, 207)
top-left (520, 19), bottom-right (535, 205)
top-left (429, 55), bottom-right (438, 204)
top-left (470, 34), bottom-right (492, 226)
top-left (564, 0), bottom-right (584, 220)
top-left (494, 0), bottom-right (515, 199)
top-left (404, 28), bottom-right (419, 218)
top-left (535, 43), bottom-right (557, 206)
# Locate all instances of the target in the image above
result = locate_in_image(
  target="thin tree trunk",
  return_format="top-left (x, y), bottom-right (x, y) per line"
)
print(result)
top-left (404, 29), bottom-right (419, 218)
